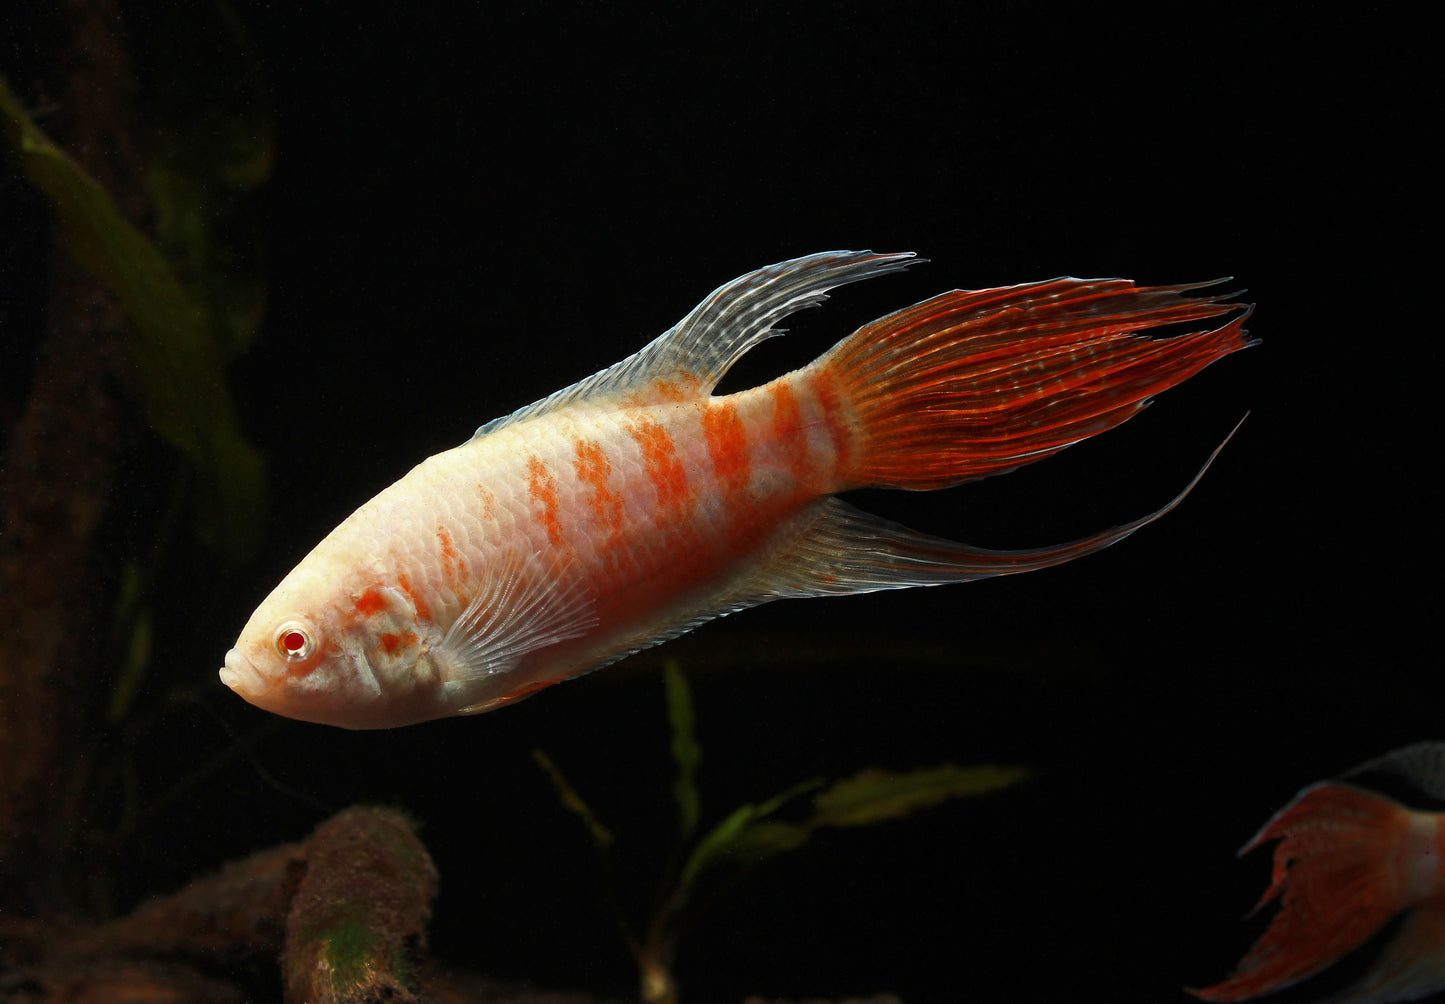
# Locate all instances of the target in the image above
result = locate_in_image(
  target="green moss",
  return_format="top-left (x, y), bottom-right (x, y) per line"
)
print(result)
top-left (320, 910), bottom-right (383, 987)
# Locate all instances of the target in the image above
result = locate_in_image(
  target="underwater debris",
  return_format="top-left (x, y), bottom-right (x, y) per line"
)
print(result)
top-left (282, 807), bottom-right (437, 1004)
top-left (0, 804), bottom-right (698, 1003)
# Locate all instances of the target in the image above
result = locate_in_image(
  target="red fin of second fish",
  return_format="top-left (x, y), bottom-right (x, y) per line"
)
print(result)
top-left (1192, 782), bottom-right (1421, 1002)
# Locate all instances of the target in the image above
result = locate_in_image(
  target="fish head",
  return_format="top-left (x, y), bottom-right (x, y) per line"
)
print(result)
top-left (220, 562), bottom-right (432, 729)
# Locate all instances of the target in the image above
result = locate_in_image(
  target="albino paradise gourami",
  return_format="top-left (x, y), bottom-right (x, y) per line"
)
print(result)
top-left (221, 251), bottom-right (1254, 728)
top-left (1194, 743), bottom-right (1445, 1004)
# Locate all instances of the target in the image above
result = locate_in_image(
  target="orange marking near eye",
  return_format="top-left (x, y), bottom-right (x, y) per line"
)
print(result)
top-left (574, 439), bottom-right (625, 536)
top-left (397, 571), bottom-right (432, 623)
top-left (379, 630), bottom-right (419, 655)
top-left (526, 455), bottom-right (563, 546)
top-left (626, 418), bottom-right (692, 519)
top-left (703, 400), bottom-right (750, 498)
top-left (355, 586), bottom-right (388, 617)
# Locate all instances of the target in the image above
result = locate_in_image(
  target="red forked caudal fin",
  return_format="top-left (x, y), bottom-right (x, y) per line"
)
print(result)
top-left (818, 276), bottom-right (1255, 491)
top-left (1191, 782), bottom-right (1431, 1002)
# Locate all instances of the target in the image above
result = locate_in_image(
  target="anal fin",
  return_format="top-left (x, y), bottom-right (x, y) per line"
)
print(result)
top-left (752, 417), bottom-right (1244, 601)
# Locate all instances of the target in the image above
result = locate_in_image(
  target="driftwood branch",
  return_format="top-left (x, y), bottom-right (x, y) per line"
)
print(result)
top-left (0, 806), bottom-right (622, 1004)
top-left (282, 807), bottom-right (437, 1004)
top-left (0, 0), bottom-right (148, 910)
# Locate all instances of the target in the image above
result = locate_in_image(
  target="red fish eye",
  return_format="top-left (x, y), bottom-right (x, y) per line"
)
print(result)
top-left (273, 621), bottom-right (316, 661)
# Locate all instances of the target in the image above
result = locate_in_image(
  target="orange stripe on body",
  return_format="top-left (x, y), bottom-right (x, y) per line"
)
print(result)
top-left (598, 413), bottom-right (721, 625)
top-left (701, 396), bottom-right (804, 558)
top-left (526, 455), bottom-right (564, 547)
top-left (626, 417), bottom-right (695, 522)
top-left (702, 400), bottom-right (751, 500)
top-left (475, 484), bottom-right (496, 522)
top-left (765, 380), bottom-right (811, 477)
top-left (437, 525), bottom-right (462, 587)
top-left (573, 439), bottom-right (626, 542)
top-left (804, 369), bottom-right (852, 485)
top-left (396, 571), bottom-right (432, 623)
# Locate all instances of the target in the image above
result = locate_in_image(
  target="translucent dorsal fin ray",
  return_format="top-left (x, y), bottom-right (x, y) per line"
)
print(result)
top-left (1345, 742), bottom-right (1445, 802)
top-left (471, 250), bottom-right (920, 440)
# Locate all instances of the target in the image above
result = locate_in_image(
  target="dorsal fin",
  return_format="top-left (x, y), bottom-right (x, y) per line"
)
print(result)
top-left (1345, 742), bottom-right (1445, 803)
top-left (471, 250), bottom-right (919, 440)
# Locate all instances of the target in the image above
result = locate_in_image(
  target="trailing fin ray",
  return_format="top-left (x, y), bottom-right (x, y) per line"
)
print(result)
top-left (751, 416), bottom-right (1246, 600)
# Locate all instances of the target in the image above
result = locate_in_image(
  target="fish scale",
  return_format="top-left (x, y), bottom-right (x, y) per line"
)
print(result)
top-left (221, 251), bottom-right (1254, 728)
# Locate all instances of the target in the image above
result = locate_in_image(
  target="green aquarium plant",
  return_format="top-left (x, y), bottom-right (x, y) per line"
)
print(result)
top-left (535, 661), bottom-right (1033, 1004)
top-left (0, 47), bottom-right (267, 567)
top-left (1, 9), bottom-right (269, 701)
top-left (0, 2), bottom-right (272, 914)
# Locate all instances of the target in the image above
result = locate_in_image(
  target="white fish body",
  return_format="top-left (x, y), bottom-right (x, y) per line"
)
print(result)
top-left (221, 252), bottom-right (1253, 728)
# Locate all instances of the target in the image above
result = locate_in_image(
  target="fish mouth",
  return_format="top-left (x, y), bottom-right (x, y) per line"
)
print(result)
top-left (219, 648), bottom-right (267, 696)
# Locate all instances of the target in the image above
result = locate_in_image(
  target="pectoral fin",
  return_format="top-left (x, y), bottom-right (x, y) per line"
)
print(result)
top-left (431, 551), bottom-right (597, 711)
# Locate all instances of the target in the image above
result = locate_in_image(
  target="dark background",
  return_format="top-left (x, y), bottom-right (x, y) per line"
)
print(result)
top-left (4, 4), bottom-right (1438, 1002)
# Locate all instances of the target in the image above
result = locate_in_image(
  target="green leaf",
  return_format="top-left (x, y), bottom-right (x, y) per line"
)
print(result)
top-left (0, 77), bottom-right (265, 563)
top-left (716, 818), bottom-right (812, 862)
top-left (143, 0), bottom-right (274, 360)
top-left (664, 661), bottom-right (701, 839)
top-left (677, 778), bottom-right (822, 892)
top-left (532, 749), bottom-right (615, 851)
top-left (812, 763), bottom-right (1034, 829)
top-left (107, 562), bottom-right (153, 724)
